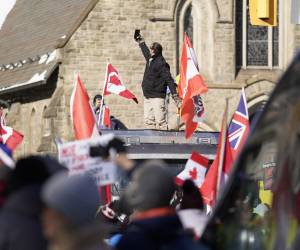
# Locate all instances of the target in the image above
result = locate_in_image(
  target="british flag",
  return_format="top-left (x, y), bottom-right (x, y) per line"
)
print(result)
top-left (228, 88), bottom-right (250, 161)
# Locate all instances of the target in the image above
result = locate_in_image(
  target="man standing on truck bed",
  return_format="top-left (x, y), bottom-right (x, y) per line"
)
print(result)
top-left (134, 30), bottom-right (181, 130)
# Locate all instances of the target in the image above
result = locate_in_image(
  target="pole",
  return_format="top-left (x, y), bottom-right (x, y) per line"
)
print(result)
top-left (177, 107), bottom-right (180, 131)
top-left (216, 98), bottom-right (229, 200)
top-left (98, 62), bottom-right (109, 127)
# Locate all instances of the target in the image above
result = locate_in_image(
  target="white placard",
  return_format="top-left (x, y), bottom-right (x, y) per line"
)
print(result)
top-left (58, 134), bottom-right (118, 186)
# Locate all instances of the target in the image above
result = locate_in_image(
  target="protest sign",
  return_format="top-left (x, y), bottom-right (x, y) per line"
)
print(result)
top-left (58, 134), bottom-right (118, 186)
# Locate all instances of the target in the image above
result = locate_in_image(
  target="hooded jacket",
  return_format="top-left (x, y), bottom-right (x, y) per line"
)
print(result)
top-left (139, 42), bottom-right (177, 99)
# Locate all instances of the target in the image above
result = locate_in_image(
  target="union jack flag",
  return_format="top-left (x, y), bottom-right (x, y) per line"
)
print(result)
top-left (228, 88), bottom-right (250, 161)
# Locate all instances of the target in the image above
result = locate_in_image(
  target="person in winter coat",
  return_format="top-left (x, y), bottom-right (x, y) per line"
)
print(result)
top-left (135, 30), bottom-right (181, 130)
top-left (0, 155), bottom-right (66, 250)
top-left (41, 172), bottom-right (106, 250)
top-left (115, 160), bottom-right (207, 250)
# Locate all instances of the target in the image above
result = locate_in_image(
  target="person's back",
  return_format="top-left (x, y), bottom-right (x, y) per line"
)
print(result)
top-left (117, 208), bottom-right (202, 250)
top-left (115, 161), bottom-right (208, 250)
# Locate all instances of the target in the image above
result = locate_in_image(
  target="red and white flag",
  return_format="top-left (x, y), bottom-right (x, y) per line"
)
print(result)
top-left (178, 34), bottom-right (208, 139)
top-left (0, 110), bottom-right (23, 151)
top-left (104, 63), bottom-right (138, 103)
top-left (200, 104), bottom-right (233, 207)
top-left (70, 73), bottom-right (99, 140)
top-left (176, 151), bottom-right (209, 188)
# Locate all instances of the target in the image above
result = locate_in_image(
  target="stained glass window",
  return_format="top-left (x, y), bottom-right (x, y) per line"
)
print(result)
top-left (236, 0), bottom-right (243, 67)
top-left (236, 0), bottom-right (279, 68)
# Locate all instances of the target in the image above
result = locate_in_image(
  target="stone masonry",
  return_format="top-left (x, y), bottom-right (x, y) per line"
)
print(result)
top-left (6, 0), bottom-right (300, 156)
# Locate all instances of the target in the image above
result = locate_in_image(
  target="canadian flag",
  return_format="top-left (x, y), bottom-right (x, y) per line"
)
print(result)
top-left (176, 151), bottom-right (209, 188)
top-left (70, 73), bottom-right (99, 140)
top-left (104, 63), bottom-right (138, 103)
top-left (200, 105), bottom-right (233, 207)
top-left (0, 110), bottom-right (23, 151)
top-left (178, 34), bottom-right (208, 139)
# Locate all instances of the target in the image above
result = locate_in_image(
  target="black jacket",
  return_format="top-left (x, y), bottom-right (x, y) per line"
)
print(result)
top-left (0, 185), bottom-right (47, 250)
top-left (139, 42), bottom-right (177, 99)
top-left (116, 213), bottom-right (207, 250)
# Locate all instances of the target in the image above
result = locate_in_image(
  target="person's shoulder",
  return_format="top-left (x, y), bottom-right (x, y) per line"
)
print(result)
top-left (116, 225), bottom-right (152, 250)
top-left (155, 56), bottom-right (167, 67)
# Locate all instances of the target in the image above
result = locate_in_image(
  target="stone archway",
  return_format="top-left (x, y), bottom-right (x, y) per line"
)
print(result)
top-left (174, 0), bottom-right (218, 80)
top-left (245, 80), bottom-right (275, 124)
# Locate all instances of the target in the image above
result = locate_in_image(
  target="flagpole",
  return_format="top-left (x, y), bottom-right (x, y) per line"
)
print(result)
top-left (98, 62), bottom-right (109, 126)
top-left (216, 98), bottom-right (228, 200)
top-left (70, 71), bottom-right (79, 126)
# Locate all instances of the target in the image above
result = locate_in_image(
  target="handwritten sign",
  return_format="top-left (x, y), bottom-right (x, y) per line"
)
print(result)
top-left (58, 134), bottom-right (118, 186)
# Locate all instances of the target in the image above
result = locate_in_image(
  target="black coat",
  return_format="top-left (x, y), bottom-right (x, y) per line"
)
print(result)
top-left (139, 42), bottom-right (177, 99)
top-left (0, 185), bottom-right (47, 250)
top-left (116, 213), bottom-right (207, 250)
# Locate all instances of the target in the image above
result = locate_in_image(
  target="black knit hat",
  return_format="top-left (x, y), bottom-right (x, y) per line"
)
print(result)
top-left (8, 155), bottom-right (66, 193)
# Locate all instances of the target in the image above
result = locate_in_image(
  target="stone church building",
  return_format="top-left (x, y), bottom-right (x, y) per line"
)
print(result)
top-left (0, 0), bottom-right (298, 156)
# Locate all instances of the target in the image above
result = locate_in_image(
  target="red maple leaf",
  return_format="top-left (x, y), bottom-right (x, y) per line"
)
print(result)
top-left (189, 167), bottom-right (198, 180)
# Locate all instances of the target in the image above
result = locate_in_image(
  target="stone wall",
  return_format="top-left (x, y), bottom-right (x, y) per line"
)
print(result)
top-left (60, 0), bottom-right (179, 135)
top-left (7, 0), bottom-right (300, 155)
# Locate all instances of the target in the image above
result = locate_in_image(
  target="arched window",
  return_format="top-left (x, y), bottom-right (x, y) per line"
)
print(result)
top-left (184, 4), bottom-right (193, 44)
top-left (236, 0), bottom-right (280, 70)
top-left (29, 108), bottom-right (36, 153)
top-left (177, 1), bottom-right (194, 72)
top-left (42, 106), bottom-right (51, 137)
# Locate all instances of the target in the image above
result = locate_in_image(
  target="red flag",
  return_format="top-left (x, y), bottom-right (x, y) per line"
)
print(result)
top-left (104, 63), bottom-right (138, 103)
top-left (102, 106), bottom-right (111, 128)
top-left (176, 151), bottom-right (209, 188)
top-left (200, 105), bottom-right (233, 207)
top-left (0, 110), bottom-right (23, 151)
top-left (178, 34), bottom-right (208, 139)
top-left (70, 73), bottom-right (99, 140)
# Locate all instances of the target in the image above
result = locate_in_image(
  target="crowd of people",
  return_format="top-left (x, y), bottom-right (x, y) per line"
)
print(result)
top-left (0, 31), bottom-right (205, 250)
top-left (0, 137), bottom-right (210, 250)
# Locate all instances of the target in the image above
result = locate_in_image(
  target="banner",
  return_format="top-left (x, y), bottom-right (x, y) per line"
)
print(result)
top-left (58, 134), bottom-right (118, 186)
